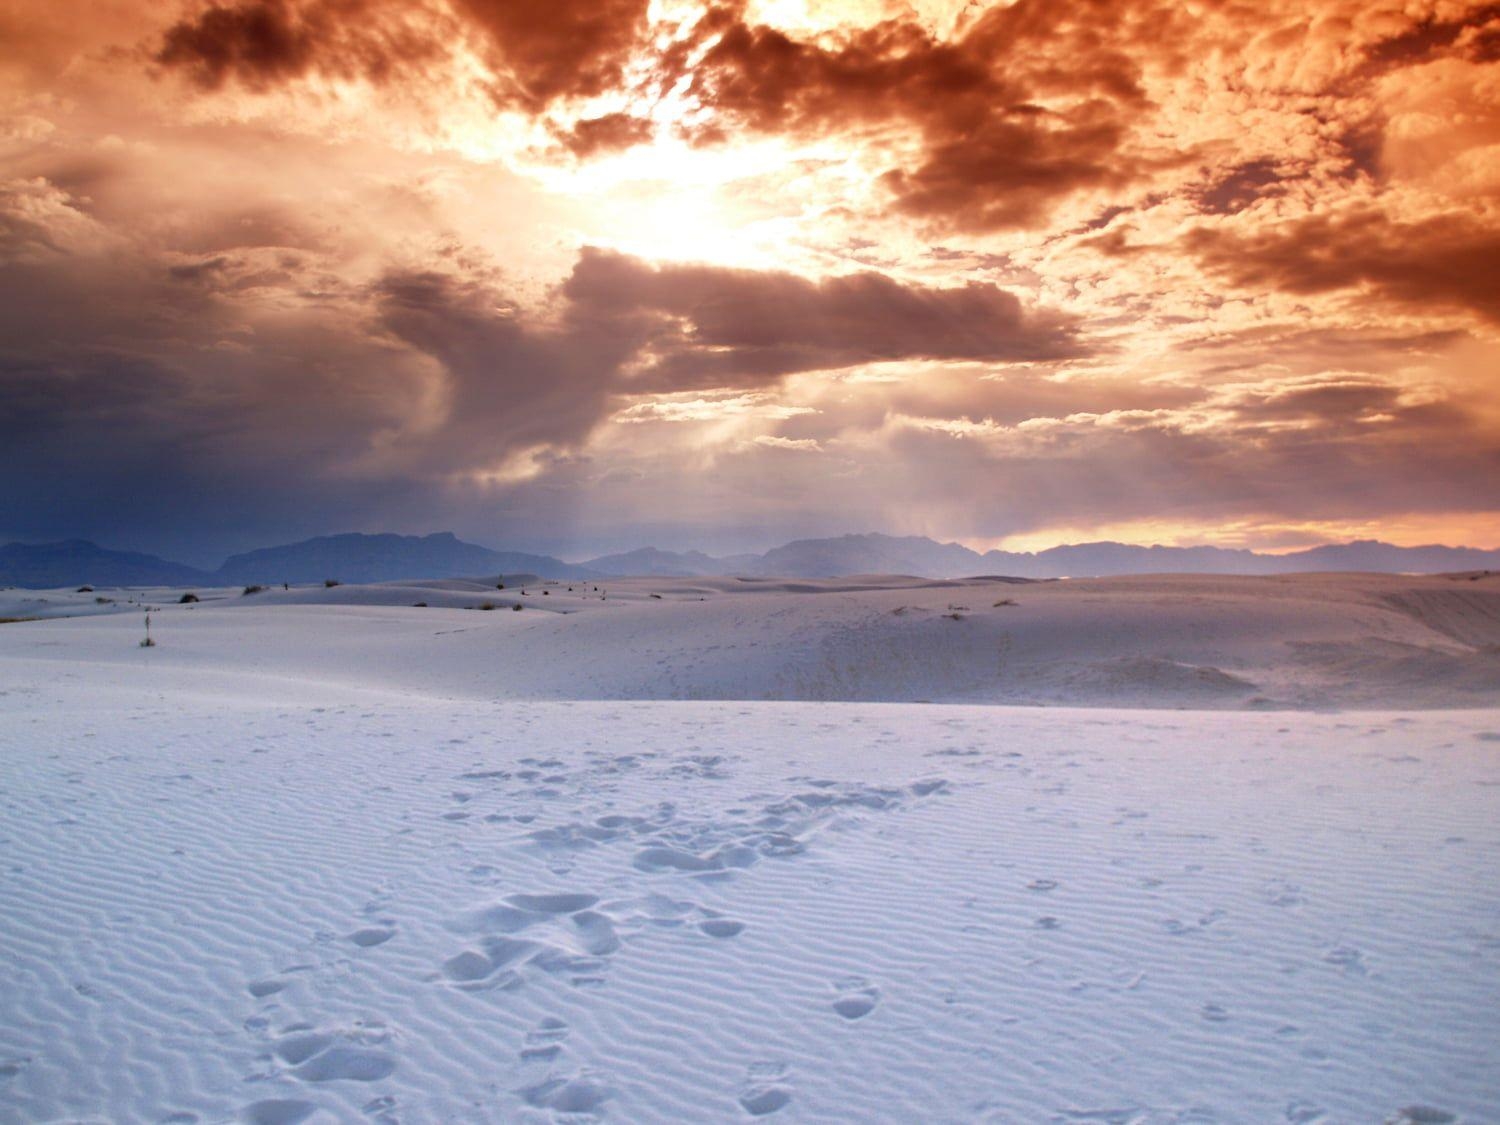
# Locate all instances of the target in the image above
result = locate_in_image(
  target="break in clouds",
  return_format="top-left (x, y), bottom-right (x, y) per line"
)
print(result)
top-left (2, 0), bottom-right (1499, 560)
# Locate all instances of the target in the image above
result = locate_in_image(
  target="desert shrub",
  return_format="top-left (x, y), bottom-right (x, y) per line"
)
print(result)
top-left (412, 601), bottom-right (428, 607)
top-left (496, 582), bottom-right (505, 590)
top-left (993, 598), bottom-right (1018, 607)
top-left (478, 601), bottom-right (496, 611)
top-left (511, 604), bottom-right (522, 611)
top-left (243, 585), bottom-right (265, 596)
top-left (179, 592), bottom-right (199, 604)
top-left (95, 596), bottom-right (114, 604)
top-left (543, 589), bottom-right (550, 595)
top-left (76, 585), bottom-right (93, 593)
top-left (650, 593), bottom-right (663, 599)
top-left (324, 578), bottom-right (341, 588)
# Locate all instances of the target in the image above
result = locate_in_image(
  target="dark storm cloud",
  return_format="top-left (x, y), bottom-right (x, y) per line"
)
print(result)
top-left (554, 112), bottom-right (655, 158)
top-left (0, 183), bottom-right (1082, 553)
top-left (1193, 160), bottom-right (1287, 216)
top-left (451, 0), bottom-right (650, 110)
top-left (371, 267), bottom-right (646, 461)
top-left (1359, 2), bottom-right (1500, 71)
top-left (560, 247), bottom-right (1084, 385)
top-left (1183, 209), bottom-right (1500, 325)
top-left (666, 0), bottom-right (1174, 231)
top-left (154, 0), bottom-right (651, 110)
top-left (155, 0), bottom-right (445, 91)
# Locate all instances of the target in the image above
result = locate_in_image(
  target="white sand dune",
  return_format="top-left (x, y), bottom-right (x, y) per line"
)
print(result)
top-left (4, 571), bottom-right (1498, 709)
top-left (1, 573), bottom-right (1497, 1122)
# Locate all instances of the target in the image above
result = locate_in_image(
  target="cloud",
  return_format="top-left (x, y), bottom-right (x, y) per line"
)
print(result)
top-left (846, 368), bottom-right (1500, 538)
top-left (560, 246), bottom-right (1084, 386)
top-left (452, 0), bottom-right (650, 111)
top-left (154, 0), bottom-right (447, 92)
top-left (614, 391), bottom-right (814, 424)
top-left (1182, 207), bottom-right (1500, 324)
top-left (554, 112), bottom-right (655, 158)
top-left (8, 0), bottom-right (1500, 560)
top-left (0, 183), bottom-right (1089, 555)
top-left (663, 1), bottom-right (1171, 231)
top-left (153, 0), bottom-right (652, 111)
top-left (753, 434), bottom-right (822, 451)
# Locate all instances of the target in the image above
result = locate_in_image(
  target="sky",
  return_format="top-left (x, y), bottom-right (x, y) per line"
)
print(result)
top-left (2, 0), bottom-right (1498, 565)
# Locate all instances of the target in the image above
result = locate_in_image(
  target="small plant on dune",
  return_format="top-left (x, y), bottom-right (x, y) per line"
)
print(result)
top-left (511, 603), bottom-right (522, 611)
top-left (242, 585), bottom-right (265, 596)
top-left (76, 585), bottom-right (93, 593)
top-left (478, 601), bottom-right (496, 611)
top-left (179, 592), bottom-right (199, 604)
top-left (324, 578), bottom-right (341, 588)
top-left (496, 582), bottom-right (505, 590)
top-left (139, 611), bottom-right (155, 648)
top-left (95, 596), bottom-right (114, 605)
top-left (993, 598), bottom-right (1018, 607)
top-left (412, 601), bottom-right (428, 607)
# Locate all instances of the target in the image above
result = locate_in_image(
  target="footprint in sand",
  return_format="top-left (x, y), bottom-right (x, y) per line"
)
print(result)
top-left (1283, 1100), bottom-right (1328, 1123)
top-left (441, 937), bottom-right (535, 989)
top-left (1384, 1108), bottom-right (1456, 1125)
top-left (442, 891), bottom-right (619, 990)
top-left (831, 977), bottom-right (880, 1020)
top-left (240, 1099), bottom-right (321, 1124)
top-left (362, 1095), bottom-right (399, 1124)
top-left (1323, 946), bottom-right (1367, 976)
top-left (507, 891), bottom-right (600, 913)
top-left (347, 924), bottom-right (395, 948)
top-left (269, 1024), bottom-right (396, 1084)
top-left (519, 1070), bottom-right (612, 1114)
top-left (520, 1017), bottom-right (570, 1063)
top-left (571, 909), bottom-right (621, 955)
top-left (738, 1062), bottom-right (792, 1116)
top-left (699, 916), bottom-right (746, 938)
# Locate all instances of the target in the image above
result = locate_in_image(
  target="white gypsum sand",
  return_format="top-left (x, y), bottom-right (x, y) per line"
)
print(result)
top-left (0, 573), bottom-right (1497, 1123)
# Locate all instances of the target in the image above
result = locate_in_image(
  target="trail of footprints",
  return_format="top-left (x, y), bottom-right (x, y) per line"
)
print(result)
top-left (437, 763), bottom-right (943, 1114)
top-left (230, 756), bottom-right (950, 1120)
top-left (527, 775), bottom-right (952, 877)
top-left (236, 1017), bottom-right (401, 1125)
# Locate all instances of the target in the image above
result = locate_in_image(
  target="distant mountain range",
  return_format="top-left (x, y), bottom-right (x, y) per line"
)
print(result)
top-left (215, 532), bottom-right (597, 584)
top-left (587, 533), bottom-right (1500, 580)
top-left (0, 532), bottom-right (597, 589)
top-left (2, 530), bottom-right (1498, 588)
top-left (0, 539), bottom-right (209, 588)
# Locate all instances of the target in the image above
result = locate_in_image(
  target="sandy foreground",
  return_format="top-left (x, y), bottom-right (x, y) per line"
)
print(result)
top-left (1, 573), bottom-right (1498, 1122)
